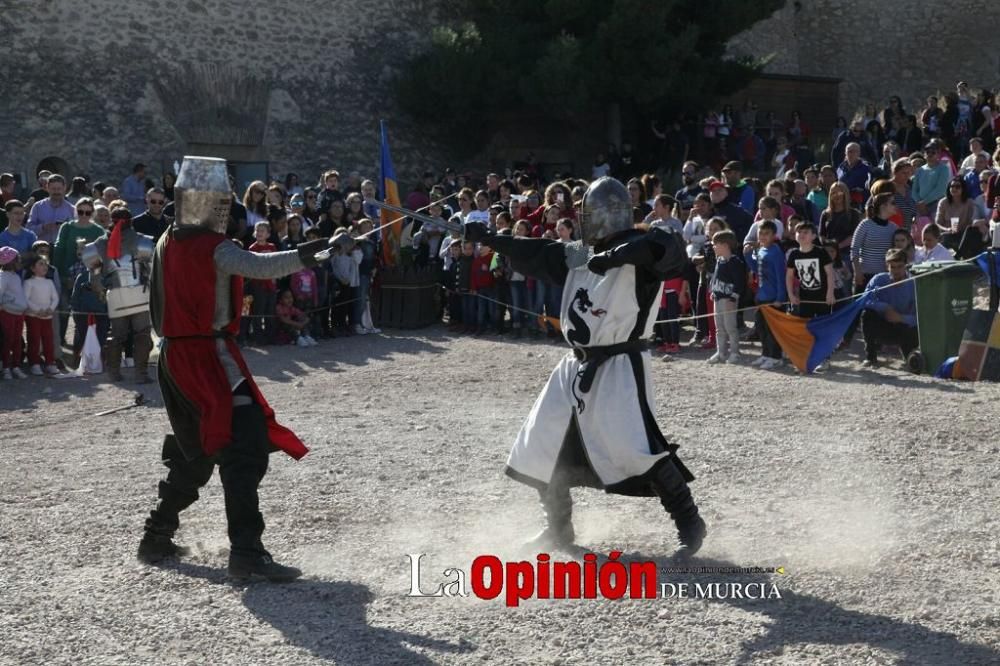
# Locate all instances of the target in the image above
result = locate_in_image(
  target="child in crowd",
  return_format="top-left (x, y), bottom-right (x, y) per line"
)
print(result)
top-left (0, 247), bottom-right (28, 379)
top-left (471, 241), bottom-right (497, 335)
top-left (743, 196), bottom-right (784, 259)
top-left (505, 220), bottom-right (532, 337)
top-left (329, 229), bottom-right (361, 335)
top-left (354, 219), bottom-right (380, 334)
top-left (303, 227), bottom-right (331, 338)
top-left (289, 264), bottom-right (320, 345)
top-left (23, 256), bottom-right (63, 376)
top-left (248, 221), bottom-right (277, 345)
top-left (786, 221), bottom-right (835, 319)
top-left (752, 221), bottom-right (787, 370)
top-left (690, 216), bottom-right (728, 349)
top-left (457, 240), bottom-right (476, 333)
top-left (655, 268), bottom-right (687, 354)
top-left (914, 223), bottom-right (953, 263)
top-left (444, 242), bottom-right (464, 330)
top-left (275, 289), bottom-right (313, 346)
top-left (70, 250), bottom-right (110, 364)
top-left (490, 212), bottom-right (514, 334)
top-left (823, 240), bottom-right (851, 303)
top-left (708, 230), bottom-right (746, 364)
top-left (893, 227), bottom-right (915, 264)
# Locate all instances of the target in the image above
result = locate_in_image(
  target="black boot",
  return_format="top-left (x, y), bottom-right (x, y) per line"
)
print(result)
top-left (651, 459), bottom-right (706, 558)
top-left (228, 549), bottom-right (302, 583)
top-left (138, 435), bottom-right (214, 564)
top-left (524, 484), bottom-right (575, 551)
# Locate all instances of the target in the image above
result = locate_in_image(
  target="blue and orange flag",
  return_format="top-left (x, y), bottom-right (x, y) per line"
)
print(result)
top-left (759, 294), bottom-right (872, 373)
top-left (379, 120), bottom-right (402, 267)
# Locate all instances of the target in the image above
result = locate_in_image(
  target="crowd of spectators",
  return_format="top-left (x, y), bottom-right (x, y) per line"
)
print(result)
top-left (2, 80), bottom-right (998, 380)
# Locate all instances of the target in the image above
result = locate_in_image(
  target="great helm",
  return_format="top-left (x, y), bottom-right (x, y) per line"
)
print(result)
top-left (174, 156), bottom-right (231, 232)
top-left (578, 176), bottom-right (632, 247)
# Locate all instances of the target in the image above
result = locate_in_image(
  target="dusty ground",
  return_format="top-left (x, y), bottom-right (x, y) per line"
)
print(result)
top-left (1, 325), bottom-right (999, 666)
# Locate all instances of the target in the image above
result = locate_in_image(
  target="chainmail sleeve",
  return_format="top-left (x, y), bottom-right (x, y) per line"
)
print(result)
top-left (213, 240), bottom-right (305, 279)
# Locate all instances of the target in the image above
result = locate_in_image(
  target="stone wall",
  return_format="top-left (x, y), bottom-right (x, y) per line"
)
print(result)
top-left (0, 0), bottom-right (447, 191)
top-left (729, 0), bottom-right (1000, 124)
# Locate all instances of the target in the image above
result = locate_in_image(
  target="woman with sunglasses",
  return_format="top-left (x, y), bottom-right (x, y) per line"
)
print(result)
top-left (242, 181), bottom-right (269, 237)
top-left (53, 197), bottom-right (103, 301)
top-left (935, 176), bottom-right (977, 251)
top-left (300, 188), bottom-right (322, 227)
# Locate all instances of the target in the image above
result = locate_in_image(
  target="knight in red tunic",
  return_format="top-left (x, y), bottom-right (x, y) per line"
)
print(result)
top-left (137, 156), bottom-right (329, 582)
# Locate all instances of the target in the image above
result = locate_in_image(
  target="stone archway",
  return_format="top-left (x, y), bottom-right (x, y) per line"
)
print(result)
top-left (35, 156), bottom-right (72, 179)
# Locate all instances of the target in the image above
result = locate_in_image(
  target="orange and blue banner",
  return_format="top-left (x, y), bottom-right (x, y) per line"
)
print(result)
top-left (759, 294), bottom-right (871, 373)
top-left (379, 120), bottom-right (401, 267)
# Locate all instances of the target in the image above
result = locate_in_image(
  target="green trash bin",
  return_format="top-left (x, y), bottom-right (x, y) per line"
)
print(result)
top-left (908, 261), bottom-right (983, 374)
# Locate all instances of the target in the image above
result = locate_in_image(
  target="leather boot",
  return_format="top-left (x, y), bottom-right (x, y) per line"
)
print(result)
top-left (132, 329), bottom-right (154, 384)
top-left (228, 549), bottom-right (302, 583)
top-left (651, 459), bottom-right (707, 558)
top-left (138, 435), bottom-right (212, 564)
top-left (524, 483), bottom-right (575, 551)
top-left (106, 342), bottom-right (123, 381)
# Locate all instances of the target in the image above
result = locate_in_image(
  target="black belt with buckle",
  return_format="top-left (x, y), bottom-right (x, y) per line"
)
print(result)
top-left (572, 339), bottom-right (648, 394)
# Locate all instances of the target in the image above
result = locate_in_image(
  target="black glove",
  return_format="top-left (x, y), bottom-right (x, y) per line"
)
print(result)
top-left (464, 222), bottom-right (492, 244)
top-left (587, 253), bottom-right (614, 276)
top-left (297, 237), bottom-right (330, 268)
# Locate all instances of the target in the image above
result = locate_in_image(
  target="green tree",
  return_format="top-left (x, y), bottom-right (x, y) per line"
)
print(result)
top-left (397, 0), bottom-right (785, 152)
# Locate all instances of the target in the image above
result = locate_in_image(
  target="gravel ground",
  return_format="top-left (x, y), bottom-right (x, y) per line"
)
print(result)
top-left (2, 326), bottom-right (999, 665)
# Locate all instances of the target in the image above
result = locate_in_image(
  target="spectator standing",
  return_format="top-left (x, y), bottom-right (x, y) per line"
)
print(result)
top-left (247, 221), bottom-right (278, 344)
top-left (836, 143), bottom-right (872, 206)
top-left (707, 229), bottom-right (745, 364)
top-left (0, 200), bottom-right (38, 256)
top-left (912, 140), bottom-right (955, 217)
top-left (70, 257), bottom-right (109, 365)
top-left (935, 177), bottom-right (978, 250)
top-left (23, 256), bottom-right (62, 376)
top-left (26, 174), bottom-right (75, 245)
top-left (131, 188), bottom-right (172, 241)
top-left (751, 221), bottom-right (786, 370)
top-left (121, 163), bottom-right (147, 215)
top-left (0, 248), bottom-right (27, 379)
top-left (786, 221), bottom-right (835, 319)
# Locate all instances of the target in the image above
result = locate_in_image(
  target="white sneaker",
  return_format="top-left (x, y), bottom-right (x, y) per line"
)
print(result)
top-left (296, 336), bottom-right (310, 347)
top-left (29, 364), bottom-right (44, 376)
top-left (123, 357), bottom-right (135, 368)
top-left (11, 367), bottom-right (28, 379)
top-left (367, 327), bottom-right (382, 334)
top-left (2, 369), bottom-right (11, 380)
top-left (304, 335), bottom-right (318, 346)
top-left (353, 325), bottom-right (368, 335)
top-left (727, 354), bottom-right (743, 365)
top-left (44, 365), bottom-right (62, 376)
top-left (759, 357), bottom-right (783, 370)
top-left (706, 353), bottom-right (725, 364)
top-left (751, 357), bottom-right (767, 367)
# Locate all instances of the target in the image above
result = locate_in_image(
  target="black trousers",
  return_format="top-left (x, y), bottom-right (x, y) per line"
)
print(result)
top-left (861, 310), bottom-right (918, 361)
top-left (844, 273), bottom-right (875, 344)
top-left (754, 301), bottom-right (782, 359)
top-left (146, 399), bottom-right (272, 556)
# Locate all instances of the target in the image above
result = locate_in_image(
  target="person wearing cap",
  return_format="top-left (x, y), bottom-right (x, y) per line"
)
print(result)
top-left (720, 161), bottom-right (756, 213)
top-left (0, 247), bottom-right (28, 379)
top-left (707, 180), bottom-right (752, 242)
top-left (912, 140), bottom-right (953, 217)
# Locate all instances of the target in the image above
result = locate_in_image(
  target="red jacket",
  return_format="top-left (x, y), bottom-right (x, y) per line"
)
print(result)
top-left (471, 252), bottom-right (496, 290)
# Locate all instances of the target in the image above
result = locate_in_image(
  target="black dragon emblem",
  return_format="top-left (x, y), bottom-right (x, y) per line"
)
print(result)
top-left (566, 288), bottom-right (606, 347)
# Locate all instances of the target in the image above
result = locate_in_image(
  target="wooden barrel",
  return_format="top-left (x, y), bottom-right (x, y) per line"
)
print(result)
top-left (373, 264), bottom-right (441, 329)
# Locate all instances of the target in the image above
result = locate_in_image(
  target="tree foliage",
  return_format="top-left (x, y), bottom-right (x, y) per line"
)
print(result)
top-left (396, 0), bottom-right (785, 150)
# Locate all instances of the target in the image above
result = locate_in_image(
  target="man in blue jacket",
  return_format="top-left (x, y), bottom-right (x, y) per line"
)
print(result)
top-left (861, 249), bottom-right (917, 368)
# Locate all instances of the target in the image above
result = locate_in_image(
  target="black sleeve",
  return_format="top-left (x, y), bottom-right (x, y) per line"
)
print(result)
top-left (484, 235), bottom-right (569, 285)
top-left (643, 227), bottom-right (688, 282)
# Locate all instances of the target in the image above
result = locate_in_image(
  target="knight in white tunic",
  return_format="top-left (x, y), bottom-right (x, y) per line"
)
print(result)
top-left (465, 177), bottom-right (707, 557)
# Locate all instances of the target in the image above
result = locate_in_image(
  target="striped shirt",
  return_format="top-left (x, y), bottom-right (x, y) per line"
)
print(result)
top-left (850, 218), bottom-right (898, 277)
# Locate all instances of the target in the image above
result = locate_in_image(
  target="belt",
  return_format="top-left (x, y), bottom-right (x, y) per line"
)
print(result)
top-left (572, 339), bottom-right (648, 395)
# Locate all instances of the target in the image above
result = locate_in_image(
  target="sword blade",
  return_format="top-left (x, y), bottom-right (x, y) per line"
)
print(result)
top-left (370, 200), bottom-right (463, 235)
